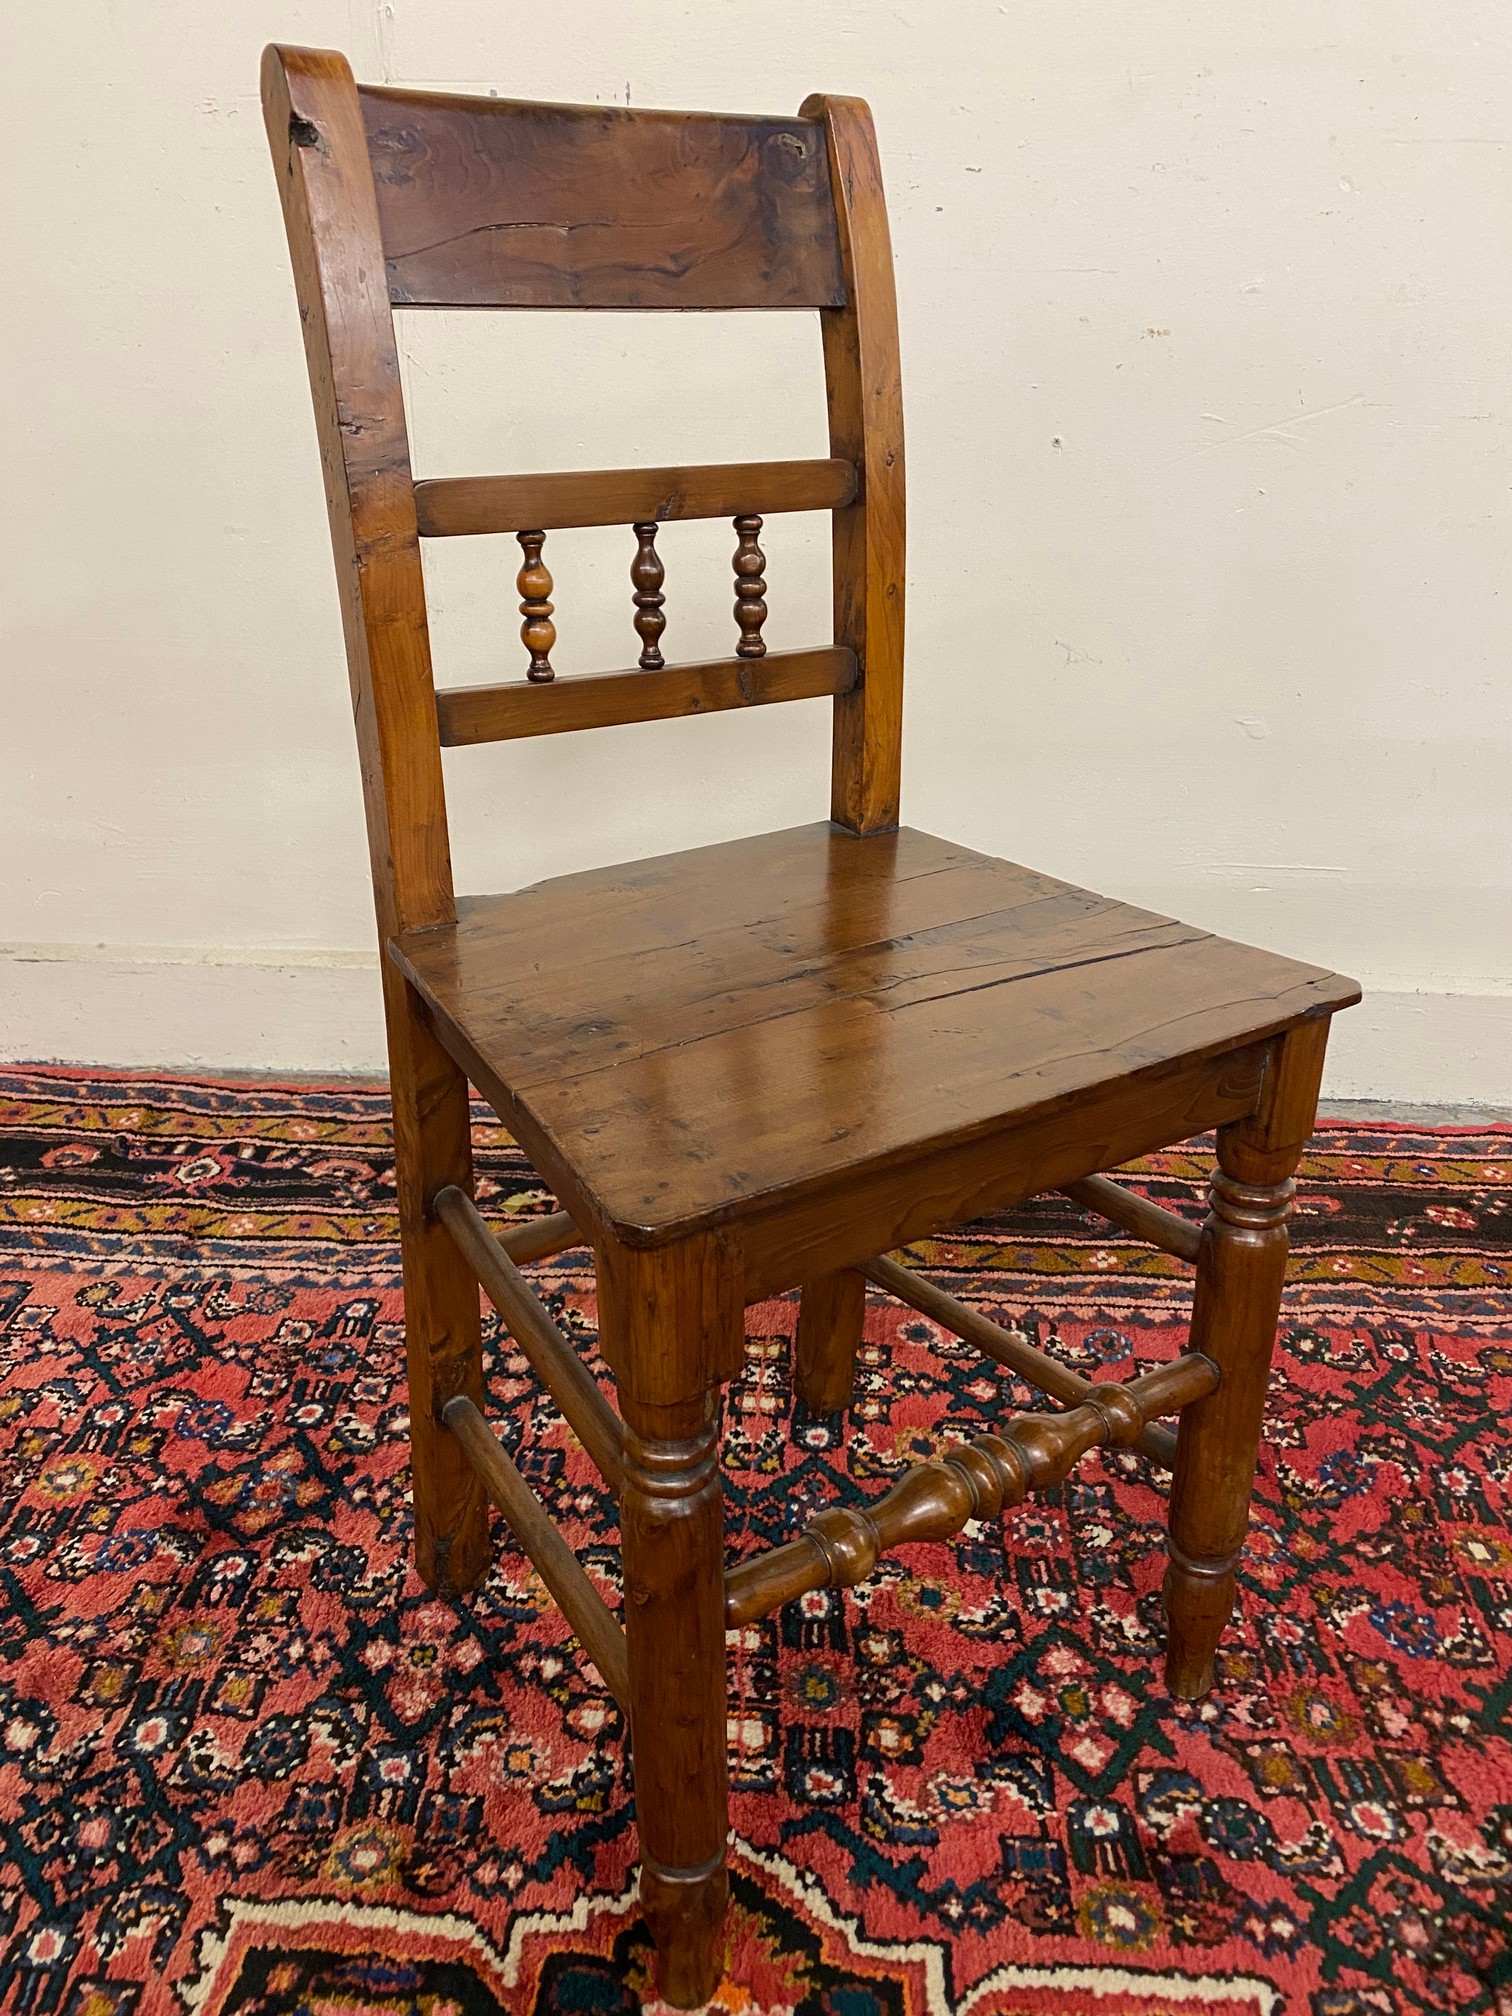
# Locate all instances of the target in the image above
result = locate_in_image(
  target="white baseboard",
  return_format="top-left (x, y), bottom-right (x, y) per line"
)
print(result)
top-left (1, 947), bottom-right (1509, 1106)
top-left (0, 946), bottom-right (386, 1076)
top-left (1314, 986), bottom-right (1512, 1106)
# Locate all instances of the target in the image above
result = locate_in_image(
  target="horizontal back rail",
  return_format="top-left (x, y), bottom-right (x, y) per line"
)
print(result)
top-left (359, 86), bottom-right (846, 310)
top-left (436, 645), bottom-right (856, 746)
top-left (415, 458), bottom-right (857, 537)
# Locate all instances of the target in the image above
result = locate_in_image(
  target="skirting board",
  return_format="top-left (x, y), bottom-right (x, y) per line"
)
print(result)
top-left (1, 948), bottom-right (1509, 1107)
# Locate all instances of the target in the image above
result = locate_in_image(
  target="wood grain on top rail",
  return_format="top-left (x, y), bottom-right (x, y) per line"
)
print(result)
top-left (414, 458), bottom-right (858, 537)
top-left (359, 89), bottom-right (846, 312)
top-left (435, 646), bottom-right (857, 746)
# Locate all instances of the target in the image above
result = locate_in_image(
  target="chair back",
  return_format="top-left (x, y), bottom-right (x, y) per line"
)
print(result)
top-left (261, 47), bottom-right (904, 942)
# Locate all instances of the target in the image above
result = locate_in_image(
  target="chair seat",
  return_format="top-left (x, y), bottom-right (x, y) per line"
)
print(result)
top-left (391, 824), bottom-right (1358, 1265)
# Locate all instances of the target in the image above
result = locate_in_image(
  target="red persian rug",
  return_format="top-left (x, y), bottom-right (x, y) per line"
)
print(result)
top-left (0, 1067), bottom-right (1509, 2016)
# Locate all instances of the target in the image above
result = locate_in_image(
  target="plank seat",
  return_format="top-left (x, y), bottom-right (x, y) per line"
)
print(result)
top-left (392, 822), bottom-right (1356, 1278)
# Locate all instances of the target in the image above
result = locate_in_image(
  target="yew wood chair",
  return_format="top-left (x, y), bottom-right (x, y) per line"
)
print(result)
top-left (262, 45), bottom-right (1360, 2007)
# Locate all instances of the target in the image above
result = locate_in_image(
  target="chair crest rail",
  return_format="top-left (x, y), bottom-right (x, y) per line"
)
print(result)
top-left (723, 1351), bottom-right (1218, 1626)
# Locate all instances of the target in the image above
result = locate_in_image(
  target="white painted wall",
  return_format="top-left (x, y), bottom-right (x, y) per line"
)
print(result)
top-left (4, 1), bottom-right (1511, 1100)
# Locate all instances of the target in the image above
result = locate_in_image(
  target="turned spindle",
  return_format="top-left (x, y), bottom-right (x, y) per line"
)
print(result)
top-left (631, 522), bottom-right (667, 670)
top-left (724, 1351), bottom-right (1218, 1625)
top-left (516, 529), bottom-right (556, 682)
top-left (732, 515), bottom-right (767, 658)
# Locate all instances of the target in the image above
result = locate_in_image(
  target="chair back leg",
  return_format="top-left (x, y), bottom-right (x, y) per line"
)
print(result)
top-left (794, 1268), bottom-right (867, 1413)
top-left (389, 972), bottom-right (493, 1594)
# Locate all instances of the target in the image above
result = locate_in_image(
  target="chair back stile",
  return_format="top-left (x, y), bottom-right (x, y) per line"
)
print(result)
top-left (262, 46), bottom-right (907, 960)
top-left (262, 47), bottom-right (456, 948)
top-left (801, 92), bottom-right (906, 836)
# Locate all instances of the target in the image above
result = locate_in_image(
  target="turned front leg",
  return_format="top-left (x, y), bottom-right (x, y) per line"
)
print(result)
top-left (1165, 1019), bottom-right (1331, 1697)
top-left (597, 1233), bottom-right (744, 2010)
top-left (620, 1410), bottom-right (728, 2005)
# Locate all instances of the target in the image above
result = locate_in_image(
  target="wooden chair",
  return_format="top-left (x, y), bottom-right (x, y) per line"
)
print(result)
top-left (261, 46), bottom-right (1360, 2007)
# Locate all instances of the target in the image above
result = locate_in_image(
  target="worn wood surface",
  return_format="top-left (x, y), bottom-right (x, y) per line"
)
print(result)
top-left (414, 458), bottom-right (856, 537)
top-left (435, 647), bottom-right (856, 746)
top-left (383, 1000), bottom-right (494, 1594)
top-left (265, 51), bottom-right (1361, 2003)
top-left (794, 1269), bottom-right (867, 1413)
top-left (261, 47), bottom-right (452, 945)
top-left (740, 1040), bottom-right (1275, 1303)
top-left (390, 824), bottom-right (1360, 1262)
top-left (360, 87), bottom-right (845, 310)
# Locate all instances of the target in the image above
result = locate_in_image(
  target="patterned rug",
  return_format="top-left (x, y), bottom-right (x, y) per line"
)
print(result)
top-left (1, 1067), bottom-right (1509, 2016)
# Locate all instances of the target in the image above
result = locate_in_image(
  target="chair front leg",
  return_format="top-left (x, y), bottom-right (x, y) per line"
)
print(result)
top-left (1164, 1018), bottom-right (1331, 1698)
top-left (620, 1404), bottom-right (729, 2007)
top-left (598, 1232), bottom-right (745, 2010)
top-left (387, 970), bottom-right (491, 1596)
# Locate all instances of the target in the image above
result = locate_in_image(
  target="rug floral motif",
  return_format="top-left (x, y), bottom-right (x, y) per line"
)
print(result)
top-left (0, 1067), bottom-right (1508, 2014)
